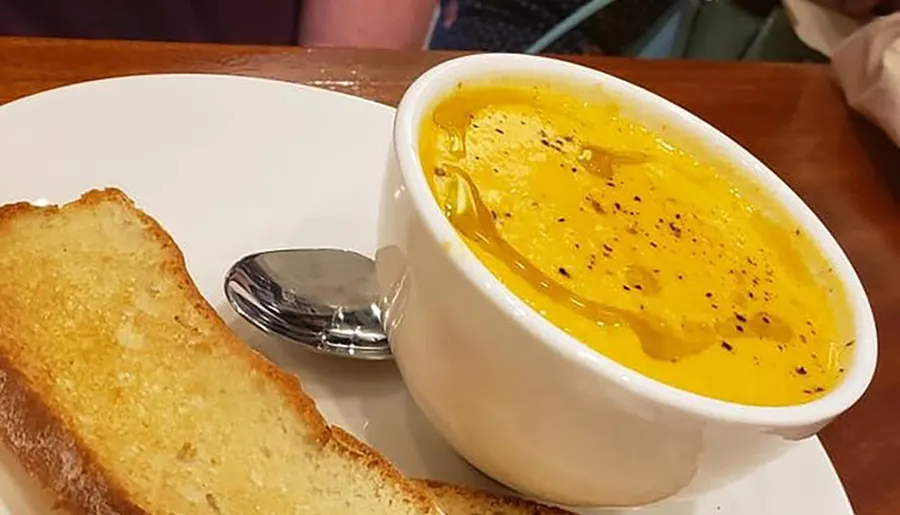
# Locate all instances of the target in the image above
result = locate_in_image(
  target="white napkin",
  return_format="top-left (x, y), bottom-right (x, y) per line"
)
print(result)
top-left (783, 1), bottom-right (900, 146)
top-left (830, 13), bottom-right (900, 146)
top-left (783, 0), bottom-right (863, 56)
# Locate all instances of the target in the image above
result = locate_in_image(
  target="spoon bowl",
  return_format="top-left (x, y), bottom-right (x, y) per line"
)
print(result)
top-left (223, 248), bottom-right (392, 360)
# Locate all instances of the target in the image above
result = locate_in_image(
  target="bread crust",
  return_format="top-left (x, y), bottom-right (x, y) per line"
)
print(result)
top-left (0, 353), bottom-right (146, 515)
top-left (416, 479), bottom-right (577, 515)
top-left (0, 188), bottom-right (438, 514)
top-left (0, 191), bottom-right (148, 514)
top-left (330, 426), bottom-right (440, 511)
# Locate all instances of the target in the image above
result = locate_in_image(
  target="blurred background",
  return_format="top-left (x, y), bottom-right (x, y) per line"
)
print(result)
top-left (429, 0), bottom-right (818, 61)
top-left (2, 0), bottom-right (896, 62)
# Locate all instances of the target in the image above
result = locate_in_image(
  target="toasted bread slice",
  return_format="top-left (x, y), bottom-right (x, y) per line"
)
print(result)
top-left (0, 188), bottom-right (437, 514)
top-left (417, 480), bottom-right (577, 515)
top-left (328, 427), bottom-right (577, 515)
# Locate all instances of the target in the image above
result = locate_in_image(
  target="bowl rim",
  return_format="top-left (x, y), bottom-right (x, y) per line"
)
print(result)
top-left (392, 53), bottom-right (877, 427)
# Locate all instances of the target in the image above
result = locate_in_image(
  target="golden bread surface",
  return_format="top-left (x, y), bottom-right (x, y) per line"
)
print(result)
top-left (0, 189), bottom-right (435, 514)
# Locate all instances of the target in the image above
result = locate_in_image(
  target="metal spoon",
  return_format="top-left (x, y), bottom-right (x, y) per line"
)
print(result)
top-left (223, 248), bottom-right (391, 360)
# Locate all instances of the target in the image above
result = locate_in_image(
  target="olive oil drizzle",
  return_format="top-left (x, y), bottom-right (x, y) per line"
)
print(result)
top-left (578, 145), bottom-right (651, 180)
top-left (441, 165), bottom-right (712, 361)
top-left (432, 95), bottom-right (799, 363)
top-left (423, 85), bottom-right (850, 404)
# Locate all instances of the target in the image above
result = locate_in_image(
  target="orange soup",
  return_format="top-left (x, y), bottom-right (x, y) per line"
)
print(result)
top-left (418, 81), bottom-right (851, 407)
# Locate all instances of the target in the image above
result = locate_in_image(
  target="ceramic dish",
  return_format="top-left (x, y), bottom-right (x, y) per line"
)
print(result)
top-left (0, 74), bottom-right (856, 515)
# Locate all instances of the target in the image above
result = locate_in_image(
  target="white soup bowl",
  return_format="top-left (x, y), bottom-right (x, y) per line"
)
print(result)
top-left (375, 53), bottom-right (877, 507)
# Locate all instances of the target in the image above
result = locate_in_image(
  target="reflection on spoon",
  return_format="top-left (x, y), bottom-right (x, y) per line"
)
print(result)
top-left (224, 249), bottom-right (392, 360)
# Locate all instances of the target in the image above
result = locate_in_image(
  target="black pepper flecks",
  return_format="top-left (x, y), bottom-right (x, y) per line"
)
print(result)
top-left (587, 196), bottom-right (605, 214)
top-left (438, 105), bottom-right (834, 399)
top-left (668, 222), bottom-right (682, 238)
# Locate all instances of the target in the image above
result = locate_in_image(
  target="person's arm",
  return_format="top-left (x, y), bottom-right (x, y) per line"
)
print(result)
top-left (299, 0), bottom-right (437, 49)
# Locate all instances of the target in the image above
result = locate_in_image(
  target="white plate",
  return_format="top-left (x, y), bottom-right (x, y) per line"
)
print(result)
top-left (0, 74), bottom-right (855, 515)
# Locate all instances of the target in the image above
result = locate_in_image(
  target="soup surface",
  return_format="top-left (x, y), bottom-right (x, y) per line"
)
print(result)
top-left (418, 80), bottom-right (851, 407)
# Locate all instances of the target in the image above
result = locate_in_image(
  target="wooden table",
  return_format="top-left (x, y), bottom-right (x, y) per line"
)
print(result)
top-left (2, 36), bottom-right (899, 514)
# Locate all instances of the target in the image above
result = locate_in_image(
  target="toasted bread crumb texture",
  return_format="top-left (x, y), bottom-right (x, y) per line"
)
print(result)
top-left (417, 480), bottom-right (576, 515)
top-left (0, 189), bottom-right (434, 514)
